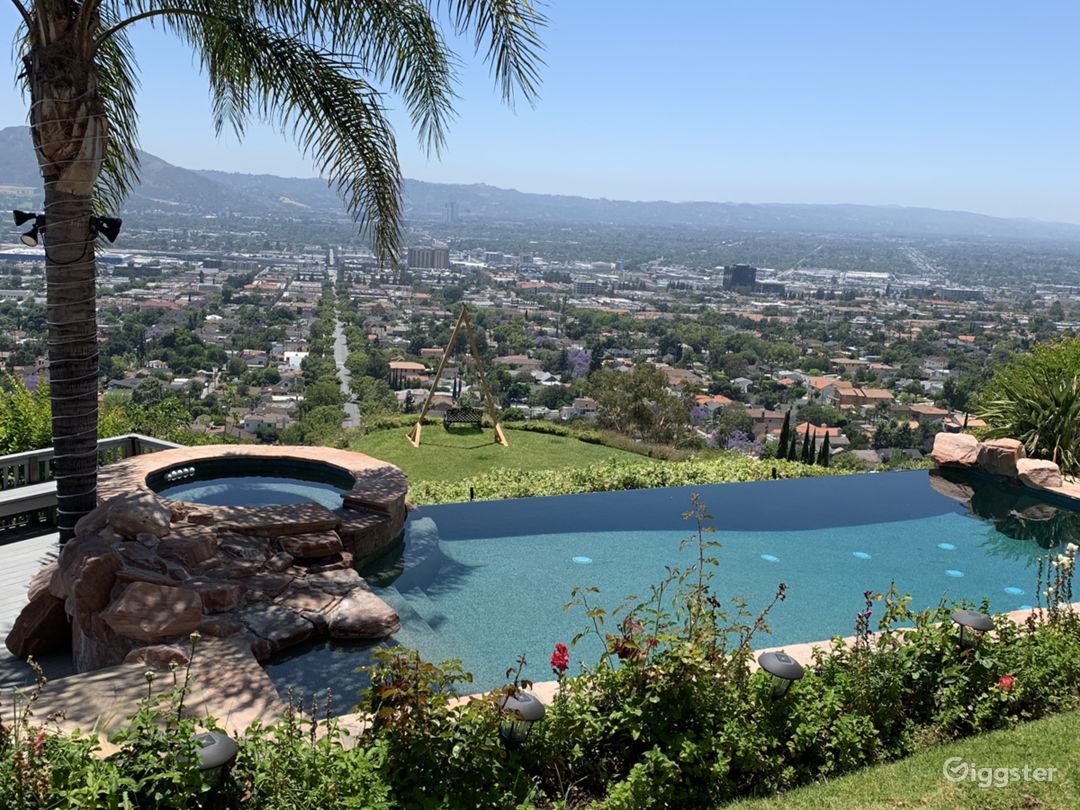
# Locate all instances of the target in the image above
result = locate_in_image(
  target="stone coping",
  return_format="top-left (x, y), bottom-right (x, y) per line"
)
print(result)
top-left (98, 444), bottom-right (408, 526)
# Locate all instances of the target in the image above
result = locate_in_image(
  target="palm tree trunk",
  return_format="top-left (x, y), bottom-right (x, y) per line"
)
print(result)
top-left (28, 27), bottom-right (107, 542)
top-left (43, 189), bottom-right (99, 542)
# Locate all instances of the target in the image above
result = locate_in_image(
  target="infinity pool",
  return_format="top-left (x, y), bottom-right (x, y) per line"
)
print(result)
top-left (265, 469), bottom-right (1076, 700)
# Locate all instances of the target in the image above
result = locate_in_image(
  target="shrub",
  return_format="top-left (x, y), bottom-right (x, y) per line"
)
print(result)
top-left (409, 452), bottom-right (845, 504)
top-left (979, 335), bottom-right (1080, 475)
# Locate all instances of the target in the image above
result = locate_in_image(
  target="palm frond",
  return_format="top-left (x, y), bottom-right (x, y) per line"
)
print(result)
top-left (444, 0), bottom-right (545, 106)
top-left (258, 0), bottom-right (459, 153)
top-left (160, 7), bottom-right (402, 260)
top-left (93, 20), bottom-right (141, 214)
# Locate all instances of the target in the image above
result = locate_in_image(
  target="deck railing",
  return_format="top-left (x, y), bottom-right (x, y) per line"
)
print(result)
top-left (0, 434), bottom-right (182, 530)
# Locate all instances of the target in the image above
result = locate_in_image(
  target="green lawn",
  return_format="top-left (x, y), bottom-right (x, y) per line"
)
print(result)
top-left (727, 710), bottom-right (1080, 810)
top-left (350, 425), bottom-right (649, 483)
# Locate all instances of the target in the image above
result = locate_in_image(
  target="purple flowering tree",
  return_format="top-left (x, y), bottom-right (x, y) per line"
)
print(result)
top-left (568, 349), bottom-right (592, 380)
top-left (725, 430), bottom-right (762, 456)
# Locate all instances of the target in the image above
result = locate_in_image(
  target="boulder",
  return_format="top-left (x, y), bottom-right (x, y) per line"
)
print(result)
top-left (115, 541), bottom-right (170, 574)
top-left (979, 438), bottom-right (1027, 478)
top-left (6, 591), bottom-right (69, 659)
top-left (275, 585), bottom-right (337, 616)
top-left (239, 572), bottom-right (294, 601)
top-left (52, 536), bottom-right (123, 616)
top-left (219, 535), bottom-right (271, 562)
top-left (327, 589), bottom-right (399, 639)
top-left (264, 552), bottom-right (294, 573)
top-left (72, 613), bottom-right (133, 671)
top-left (124, 644), bottom-right (190, 670)
top-left (298, 552), bottom-right (353, 573)
top-left (106, 493), bottom-right (172, 539)
top-left (213, 559), bottom-right (263, 579)
top-left (931, 432), bottom-right (981, 467)
top-left (280, 532), bottom-right (343, 559)
top-left (158, 530), bottom-right (218, 570)
top-left (73, 497), bottom-right (116, 538)
top-left (303, 567), bottom-right (364, 596)
top-left (26, 562), bottom-right (58, 602)
top-left (235, 604), bottom-right (313, 653)
top-left (181, 578), bottom-right (244, 614)
top-left (101, 582), bottom-right (203, 643)
top-left (114, 567), bottom-right (176, 588)
top-left (197, 615), bottom-right (245, 638)
top-left (1017, 458), bottom-right (1064, 489)
top-left (239, 631), bottom-right (272, 663)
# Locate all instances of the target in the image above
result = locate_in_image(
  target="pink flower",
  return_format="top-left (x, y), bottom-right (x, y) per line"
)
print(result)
top-left (33, 730), bottom-right (45, 756)
top-left (998, 674), bottom-right (1015, 693)
top-left (550, 642), bottom-right (569, 675)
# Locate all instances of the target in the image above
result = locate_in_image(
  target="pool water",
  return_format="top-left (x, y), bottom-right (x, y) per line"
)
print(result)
top-left (156, 476), bottom-right (348, 510)
top-left (149, 457), bottom-right (355, 510)
top-left (264, 469), bottom-right (1079, 701)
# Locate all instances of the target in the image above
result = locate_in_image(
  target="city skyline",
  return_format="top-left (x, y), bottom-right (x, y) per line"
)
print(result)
top-left (2, 1), bottom-right (1079, 223)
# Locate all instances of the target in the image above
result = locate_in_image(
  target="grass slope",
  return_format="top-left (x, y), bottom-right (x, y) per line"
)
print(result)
top-left (727, 710), bottom-right (1080, 810)
top-left (350, 425), bottom-right (647, 483)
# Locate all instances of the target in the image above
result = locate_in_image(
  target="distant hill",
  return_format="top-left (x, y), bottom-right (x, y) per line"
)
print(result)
top-left (3, 124), bottom-right (1080, 241)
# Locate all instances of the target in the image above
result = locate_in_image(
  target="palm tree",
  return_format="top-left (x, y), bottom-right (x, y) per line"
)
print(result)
top-left (9, 0), bottom-right (544, 540)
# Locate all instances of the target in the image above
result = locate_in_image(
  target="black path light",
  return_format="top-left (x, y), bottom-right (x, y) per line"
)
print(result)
top-left (758, 651), bottom-right (805, 698)
top-left (497, 690), bottom-right (546, 744)
top-left (951, 609), bottom-right (995, 650)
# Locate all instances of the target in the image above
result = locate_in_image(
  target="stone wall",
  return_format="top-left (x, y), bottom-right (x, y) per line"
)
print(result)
top-left (930, 432), bottom-right (1064, 491)
top-left (6, 446), bottom-right (409, 674)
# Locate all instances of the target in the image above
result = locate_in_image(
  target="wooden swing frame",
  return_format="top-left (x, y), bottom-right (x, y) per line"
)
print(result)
top-left (407, 306), bottom-right (508, 448)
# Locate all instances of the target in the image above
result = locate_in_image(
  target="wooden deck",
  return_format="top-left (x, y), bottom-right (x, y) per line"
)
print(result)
top-left (0, 530), bottom-right (72, 688)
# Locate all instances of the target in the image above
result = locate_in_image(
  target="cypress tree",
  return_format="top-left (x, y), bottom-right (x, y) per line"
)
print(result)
top-left (817, 431), bottom-right (831, 466)
top-left (777, 410), bottom-right (791, 460)
top-left (787, 429), bottom-right (799, 461)
top-left (800, 426), bottom-right (813, 464)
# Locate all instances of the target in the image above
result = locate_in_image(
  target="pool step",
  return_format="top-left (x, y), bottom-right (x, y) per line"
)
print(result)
top-left (217, 503), bottom-right (341, 536)
top-left (379, 586), bottom-right (483, 670)
top-left (337, 507), bottom-right (399, 559)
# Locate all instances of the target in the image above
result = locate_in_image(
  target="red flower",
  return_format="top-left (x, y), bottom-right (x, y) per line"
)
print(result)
top-left (550, 642), bottom-right (569, 675)
top-left (33, 730), bottom-right (45, 756)
top-left (998, 674), bottom-right (1015, 693)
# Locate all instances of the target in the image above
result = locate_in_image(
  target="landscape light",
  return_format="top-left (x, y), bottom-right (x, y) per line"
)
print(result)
top-left (758, 651), bottom-right (805, 698)
top-left (951, 609), bottom-right (995, 650)
top-left (91, 215), bottom-right (122, 243)
top-left (13, 210), bottom-right (43, 247)
top-left (192, 731), bottom-right (237, 787)
top-left (497, 690), bottom-right (546, 744)
top-left (20, 220), bottom-right (42, 247)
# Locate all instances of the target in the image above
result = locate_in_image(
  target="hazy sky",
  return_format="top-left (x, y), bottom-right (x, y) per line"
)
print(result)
top-left (2, 1), bottom-right (1080, 222)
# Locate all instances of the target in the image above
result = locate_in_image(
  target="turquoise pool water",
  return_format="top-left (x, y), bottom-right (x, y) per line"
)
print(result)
top-left (150, 457), bottom-right (354, 510)
top-left (264, 469), bottom-right (1077, 701)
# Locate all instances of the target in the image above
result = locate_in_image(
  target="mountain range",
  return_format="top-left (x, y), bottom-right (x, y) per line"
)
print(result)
top-left (3, 125), bottom-right (1080, 242)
